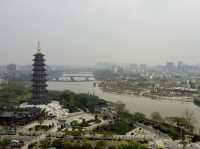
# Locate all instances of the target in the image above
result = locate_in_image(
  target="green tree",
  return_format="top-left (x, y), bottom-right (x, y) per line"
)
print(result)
top-left (39, 139), bottom-right (51, 149)
top-left (95, 115), bottom-right (99, 122)
top-left (28, 142), bottom-right (38, 149)
top-left (118, 141), bottom-right (147, 149)
top-left (183, 109), bottom-right (195, 131)
top-left (95, 141), bottom-right (107, 149)
top-left (52, 139), bottom-right (63, 148)
top-left (81, 118), bottom-right (89, 127)
top-left (82, 142), bottom-right (93, 149)
top-left (71, 130), bottom-right (82, 136)
top-left (115, 101), bottom-right (125, 114)
top-left (108, 145), bottom-right (116, 149)
top-left (63, 141), bottom-right (73, 149)
top-left (133, 112), bottom-right (146, 122)
top-left (73, 143), bottom-right (81, 149)
top-left (151, 112), bottom-right (163, 122)
top-left (0, 139), bottom-right (11, 149)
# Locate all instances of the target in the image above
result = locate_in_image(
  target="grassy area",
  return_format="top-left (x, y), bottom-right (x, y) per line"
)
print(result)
top-left (95, 111), bottom-right (136, 135)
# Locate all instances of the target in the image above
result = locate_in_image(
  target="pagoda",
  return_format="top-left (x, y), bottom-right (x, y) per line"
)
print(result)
top-left (30, 43), bottom-right (48, 105)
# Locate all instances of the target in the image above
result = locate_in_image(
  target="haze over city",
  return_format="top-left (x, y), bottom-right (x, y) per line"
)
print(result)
top-left (1, 0), bottom-right (200, 65)
top-left (3, 1), bottom-right (200, 148)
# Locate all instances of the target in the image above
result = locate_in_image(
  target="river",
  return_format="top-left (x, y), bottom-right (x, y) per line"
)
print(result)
top-left (48, 81), bottom-right (200, 128)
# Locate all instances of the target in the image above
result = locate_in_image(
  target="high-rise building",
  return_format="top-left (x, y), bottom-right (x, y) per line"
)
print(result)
top-left (166, 62), bottom-right (175, 72)
top-left (6, 64), bottom-right (16, 83)
top-left (30, 45), bottom-right (48, 105)
top-left (177, 61), bottom-right (184, 71)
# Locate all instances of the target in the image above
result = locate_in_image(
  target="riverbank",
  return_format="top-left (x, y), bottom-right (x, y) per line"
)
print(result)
top-left (47, 81), bottom-right (200, 129)
top-left (100, 86), bottom-right (194, 103)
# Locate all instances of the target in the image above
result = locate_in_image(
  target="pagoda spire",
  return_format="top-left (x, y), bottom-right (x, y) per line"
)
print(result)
top-left (37, 41), bottom-right (41, 53)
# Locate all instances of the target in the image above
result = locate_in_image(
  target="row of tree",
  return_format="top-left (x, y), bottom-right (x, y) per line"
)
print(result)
top-left (0, 83), bottom-right (108, 114)
top-left (115, 101), bottom-right (195, 132)
top-left (150, 110), bottom-right (195, 132)
top-left (29, 139), bottom-right (147, 149)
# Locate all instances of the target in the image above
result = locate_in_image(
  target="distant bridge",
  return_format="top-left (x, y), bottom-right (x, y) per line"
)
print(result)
top-left (59, 73), bottom-right (95, 82)
top-left (63, 73), bottom-right (94, 77)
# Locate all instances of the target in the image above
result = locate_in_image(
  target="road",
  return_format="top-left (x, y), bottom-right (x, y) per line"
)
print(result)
top-left (21, 121), bottom-right (58, 149)
top-left (11, 121), bottom-right (200, 149)
top-left (135, 123), bottom-right (171, 139)
top-left (135, 123), bottom-right (200, 149)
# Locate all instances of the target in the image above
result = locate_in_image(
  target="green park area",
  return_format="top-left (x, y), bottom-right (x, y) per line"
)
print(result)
top-left (0, 83), bottom-right (107, 114)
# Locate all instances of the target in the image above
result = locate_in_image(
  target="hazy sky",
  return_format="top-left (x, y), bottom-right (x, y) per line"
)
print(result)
top-left (1, 0), bottom-right (200, 65)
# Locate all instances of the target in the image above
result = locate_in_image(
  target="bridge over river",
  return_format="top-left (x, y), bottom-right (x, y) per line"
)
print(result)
top-left (57, 73), bottom-right (95, 82)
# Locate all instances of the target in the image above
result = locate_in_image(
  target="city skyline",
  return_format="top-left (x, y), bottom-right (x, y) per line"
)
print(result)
top-left (1, 1), bottom-right (200, 148)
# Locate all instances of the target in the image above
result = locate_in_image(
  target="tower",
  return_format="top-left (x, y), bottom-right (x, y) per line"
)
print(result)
top-left (30, 42), bottom-right (48, 105)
